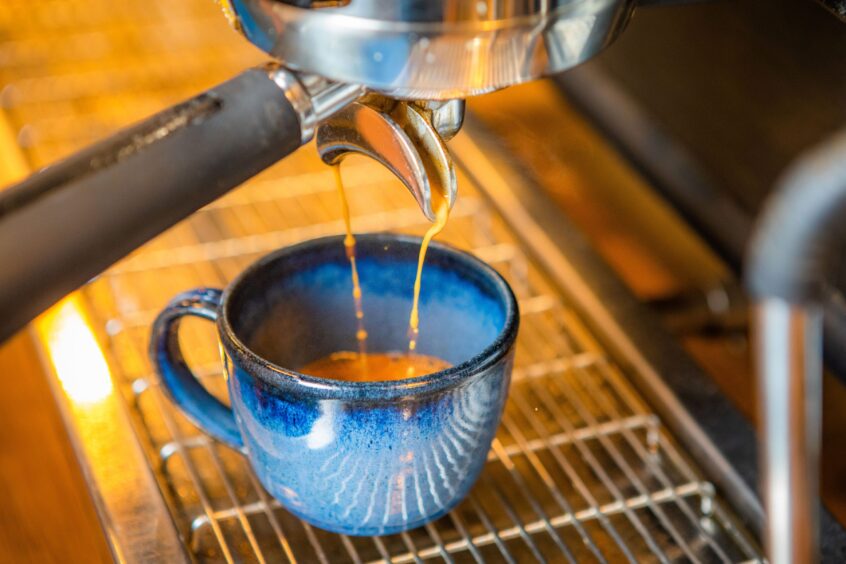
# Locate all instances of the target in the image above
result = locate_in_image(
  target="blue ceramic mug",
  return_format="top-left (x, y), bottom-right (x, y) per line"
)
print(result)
top-left (150, 234), bottom-right (518, 535)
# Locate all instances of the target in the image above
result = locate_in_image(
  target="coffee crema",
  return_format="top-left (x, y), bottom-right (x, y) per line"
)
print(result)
top-left (299, 351), bottom-right (451, 382)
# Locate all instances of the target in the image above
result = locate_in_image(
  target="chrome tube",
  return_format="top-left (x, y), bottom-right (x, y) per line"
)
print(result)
top-left (747, 128), bottom-right (846, 562)
top-left (754, 300), bottom-right (822, 564)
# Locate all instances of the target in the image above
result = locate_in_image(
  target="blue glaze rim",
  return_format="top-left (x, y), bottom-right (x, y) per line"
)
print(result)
top-left (218, 233), bottom-right (519, 401)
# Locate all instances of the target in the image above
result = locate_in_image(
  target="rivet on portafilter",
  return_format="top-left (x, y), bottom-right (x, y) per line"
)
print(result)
top-left (315, 95), bottom-right (462, 222)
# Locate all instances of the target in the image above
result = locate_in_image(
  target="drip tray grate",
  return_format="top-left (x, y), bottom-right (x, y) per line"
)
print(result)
top-left (91, 160), bottom-right (759, 563)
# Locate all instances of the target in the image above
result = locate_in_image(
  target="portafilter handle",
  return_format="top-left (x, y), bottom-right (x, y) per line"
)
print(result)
top-left (0, 65), bottom-right (363, 343)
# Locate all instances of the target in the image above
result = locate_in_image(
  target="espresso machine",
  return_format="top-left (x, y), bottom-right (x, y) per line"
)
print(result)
top-left (0, 0), bottom-right (655, 339)
top-left (2, 0), bottom-right (846, 562)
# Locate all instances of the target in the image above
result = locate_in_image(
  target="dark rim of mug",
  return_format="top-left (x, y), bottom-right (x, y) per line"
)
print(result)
top-left (218, 233), bottom-right (519, 400)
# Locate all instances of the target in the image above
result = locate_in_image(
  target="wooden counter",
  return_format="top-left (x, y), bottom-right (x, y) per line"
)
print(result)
top-left (0, 331), bottom-right (111, 562)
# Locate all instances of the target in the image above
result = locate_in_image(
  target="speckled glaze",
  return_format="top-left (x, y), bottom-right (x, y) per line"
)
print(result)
top-left (151, 234), bottom-right (518, 535)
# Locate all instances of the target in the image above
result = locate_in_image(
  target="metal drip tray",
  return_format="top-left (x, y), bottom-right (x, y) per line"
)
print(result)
top-left (0, 1), bottom-right (762, 561)
top-left (91, 150), bottom-right (762, 562)
top-left (37, 147), bottom-right (761, 562)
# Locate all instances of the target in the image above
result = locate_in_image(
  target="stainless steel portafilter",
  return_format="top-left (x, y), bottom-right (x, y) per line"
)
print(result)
top-left (221, 0), bottom-right (638, 100)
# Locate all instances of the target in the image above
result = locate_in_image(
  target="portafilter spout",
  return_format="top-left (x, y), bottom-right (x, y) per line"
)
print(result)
top-left (315, 96), bottom-right (461, 221)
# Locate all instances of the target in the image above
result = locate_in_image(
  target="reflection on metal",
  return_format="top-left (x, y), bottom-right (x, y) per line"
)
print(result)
top-left (36, 296), bottom-right (113, 404)
top-left (228, 0), bottom-right (635, 98)
top-left (754, 300), bottom-right (822, 564)
top-left (413, 99), bottom-right (466, 141)
top-left (316, 96), bottom-right (456, 221)
top-left (31, 293), bottom-right (189, 563)
top-left (267, 65), bottom-right (367, 144)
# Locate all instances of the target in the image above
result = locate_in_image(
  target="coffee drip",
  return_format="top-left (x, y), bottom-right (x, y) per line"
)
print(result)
top-left (299, 351), bottom-right (450, 383)
top-left (333, 165), bottom-right (369, 373)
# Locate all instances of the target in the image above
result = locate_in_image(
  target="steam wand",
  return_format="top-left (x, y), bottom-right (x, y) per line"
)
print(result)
top-left (747, 128), bottom-right (846, 563)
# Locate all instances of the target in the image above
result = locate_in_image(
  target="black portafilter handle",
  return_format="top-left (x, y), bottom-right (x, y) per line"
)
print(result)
top-left (0, 66), bottom-right (361, 343)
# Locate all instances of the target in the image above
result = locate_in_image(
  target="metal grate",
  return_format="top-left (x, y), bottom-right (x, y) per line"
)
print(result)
top-left (1, 1), bottom-right (762, 561)
top-left (83, 161), bottom-right (759, 563)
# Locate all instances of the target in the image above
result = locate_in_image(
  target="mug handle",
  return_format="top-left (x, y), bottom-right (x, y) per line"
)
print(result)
top-left (149, 288), bottom-right (244, 450)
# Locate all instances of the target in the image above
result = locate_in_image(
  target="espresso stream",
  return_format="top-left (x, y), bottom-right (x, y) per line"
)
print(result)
top-left (333, 166), bottom-right (369, 369)
top-left (298, 164), bottom-right (451, 382)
